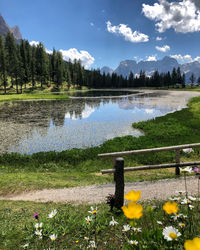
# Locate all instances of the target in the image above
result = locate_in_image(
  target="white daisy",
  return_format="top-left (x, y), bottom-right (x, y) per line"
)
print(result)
top-left (122, 224), bottom-right (131, 232)
top-left (181, 198), bottom-right (192, 205)
top-left (132, 227), bottom-right (142, 233)
top-left (35, 230), bottom-right (42, 239)
top-left (87, 240), bottom-right (96, 248)
top-left (88, 206), bottom-right (97, 216)
top-left (85, 216), bottom-right (92, 225)
top-left (50, 234), bottom-right (57, 241)
top-left (162, 226), bottom-right (181, 241)
top-left (48, 209), bottom-right (57, 218)
top-left (189, 204), bottom-right (194, 210)
top-left (109, 216), bottom-right (118, 226)
top-left (157, 221), bottom-right (163, 225)
top-left (129, 240), bottom-right (138, 245)
top-left (171, 213), bottom-right (183, 221)
top-left (35, 222), bottom-right (43, 229)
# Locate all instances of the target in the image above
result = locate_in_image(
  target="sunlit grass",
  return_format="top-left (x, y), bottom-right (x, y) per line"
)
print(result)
top-left (0, 93), bottom-right (69, 102)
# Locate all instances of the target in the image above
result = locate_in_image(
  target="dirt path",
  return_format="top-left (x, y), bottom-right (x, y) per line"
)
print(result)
top-left (0, 177), bottom-right (198, 204)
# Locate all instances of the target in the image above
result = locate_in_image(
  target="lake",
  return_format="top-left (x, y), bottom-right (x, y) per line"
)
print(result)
top-left (0, 89), bottom-right (199, 154)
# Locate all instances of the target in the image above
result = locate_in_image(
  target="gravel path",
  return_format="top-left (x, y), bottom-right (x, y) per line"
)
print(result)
top-left (0, 177), bottom-right (198, 204)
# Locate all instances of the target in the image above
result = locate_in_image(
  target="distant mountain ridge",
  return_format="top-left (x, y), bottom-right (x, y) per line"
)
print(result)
top-left (100, 66), bottom-right (113, 75)
top-left (0, 14), bottom-right (22, 41)
top-left (101, 56), bottom-right (200, 83)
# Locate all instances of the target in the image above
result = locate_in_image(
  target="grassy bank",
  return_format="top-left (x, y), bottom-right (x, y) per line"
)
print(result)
top-left (0, 93), bottom-right (69, 102)
top-left (0, 96), bottom-right (200, 195)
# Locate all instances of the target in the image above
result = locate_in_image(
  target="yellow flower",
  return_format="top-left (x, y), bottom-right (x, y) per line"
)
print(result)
top-left (184, 237), bottom-right (200, 250)
top-left (121, 202), bottom-right (143, 219)
top-left (163, 202), bottom-right (178, 214)
top-left (124, 190), bottom-right (141, 202)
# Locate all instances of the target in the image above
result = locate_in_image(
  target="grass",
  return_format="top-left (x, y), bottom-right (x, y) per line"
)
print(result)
top-left (0, 93), bottom-right (69, 102)
top-left (0, 81), bottom-right (90, 102)
top-left (0, 96), bottom-right (200, 195)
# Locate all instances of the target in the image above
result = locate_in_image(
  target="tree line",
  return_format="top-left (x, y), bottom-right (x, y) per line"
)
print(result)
top-left (0, 32), bottom-right (192, 94)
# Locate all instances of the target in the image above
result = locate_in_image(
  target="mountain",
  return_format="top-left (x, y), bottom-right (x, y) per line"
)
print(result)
top-left (181, 61), bottom-right (200, 81)
top-left (0, 14), bottom-right (22, 41)
top-left (114, 56), bottom-right (179, 77)
top-left (102, 56), bottom-right (200, 83)
top-left (100, 66), bottom-right (114, 75)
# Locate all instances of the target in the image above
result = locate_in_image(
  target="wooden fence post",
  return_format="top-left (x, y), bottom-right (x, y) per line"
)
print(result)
top-left (175, 149), bottom-right (180, 176)
top-left (114, 157), bottom-right (124, 209)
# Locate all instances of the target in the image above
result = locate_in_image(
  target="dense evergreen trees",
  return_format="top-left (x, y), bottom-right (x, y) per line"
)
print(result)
top-left (0, 33), bottom-right (188, 94)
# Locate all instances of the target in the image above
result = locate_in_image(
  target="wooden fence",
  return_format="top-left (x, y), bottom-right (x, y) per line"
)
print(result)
top-left (98, 143), bottom-right (200, 209)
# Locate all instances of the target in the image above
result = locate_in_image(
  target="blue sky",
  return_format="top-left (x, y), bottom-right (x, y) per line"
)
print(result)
top-left (1, 0), bottom-right (200, 69)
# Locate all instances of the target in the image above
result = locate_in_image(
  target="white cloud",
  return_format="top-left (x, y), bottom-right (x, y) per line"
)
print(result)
top-left (106, 21), bottom-right (149, 43)
top-left (155, 45), bottom-right (170, 52)
top-left (30, 41), bottom-right (94, 69)
top-left (45, 49), bottom-right (53, 54)
top-left (156, 36), bottom-right (163, 41)
top-left (65, 105), bottom-right (94, 120)
top-left (29, 41), bottom-right (39, 46)
top-left (194, 56), bottom-right (200, 62)
top-left (59, 48), bottom-right (95, 69)
top-left (170, 54), bottom-right (200, 63)
top-left (90, 22), bottom-right (94, 27)
top-left (30, 41), bottom-right (53, 54)
top-left (142, 0), bottom-right (200, 33)
top-left (146, 56), bottom-right (157, 61)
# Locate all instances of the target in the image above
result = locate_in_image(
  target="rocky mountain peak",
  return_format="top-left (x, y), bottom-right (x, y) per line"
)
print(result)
top-left (0, 14), bottom-right (22, 41)
top-left (100, 66), bottom-right (114, 75)
top-left (10, 25), bottom-right (22, 40)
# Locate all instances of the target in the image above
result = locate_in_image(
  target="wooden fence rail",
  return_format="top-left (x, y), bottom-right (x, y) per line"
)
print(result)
top-left (98, 143), bottom-right (200, 209)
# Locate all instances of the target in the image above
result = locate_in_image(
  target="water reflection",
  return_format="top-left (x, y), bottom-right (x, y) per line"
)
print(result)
top-left (0, 91), bottom-right (196, 154)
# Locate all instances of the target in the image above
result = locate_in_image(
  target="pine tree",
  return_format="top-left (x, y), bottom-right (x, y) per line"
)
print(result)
top-left (181, 73), bottom-right (186, 88)
top-left (171, 68), bottom-right (177, 87)
top-left (0, 35), bottom-right (7, 94)
top-left (50, 48), bottom-right (56, 84)
top-left (189, 73), bottom-right (195, 88)
top-left (30, 45), bottom-right (36, 88)
top-left (20, 40), bottom-right (31, 89)
top-left (35, 42), bottom-right (48, 88)
top-left (176, 67), bottom-right (182, 84)
top-left (55, 51), bottom-right (63, 88)
top-left (5, 32), bottom-right (17, 88)
top-left (128, 71), bottom-right (134, 87)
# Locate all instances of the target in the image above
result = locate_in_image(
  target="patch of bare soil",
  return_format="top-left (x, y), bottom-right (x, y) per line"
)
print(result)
top-left (0, 177), bottom-right (198, 204)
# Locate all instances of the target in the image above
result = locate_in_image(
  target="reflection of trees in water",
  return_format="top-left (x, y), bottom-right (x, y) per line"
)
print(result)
top-left (0, 96), bottom-right (138, 127)
top-left (0, 92), bottom-right (171, 130)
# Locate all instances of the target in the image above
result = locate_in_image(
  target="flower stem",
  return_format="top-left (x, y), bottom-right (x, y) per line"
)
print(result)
top-left (184, 173), bottom-right (188, 198)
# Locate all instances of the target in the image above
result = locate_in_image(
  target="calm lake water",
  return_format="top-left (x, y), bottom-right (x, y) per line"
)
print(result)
top-left (0, 90), bottom-right (198, 154)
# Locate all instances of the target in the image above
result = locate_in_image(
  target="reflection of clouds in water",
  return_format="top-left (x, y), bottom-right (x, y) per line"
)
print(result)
top-left (65, 105), bottom-right (95, 120)
top-left (10, 122), bottom-right (142, 154)
top-left (145, 109), bottom-right (154, 114)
